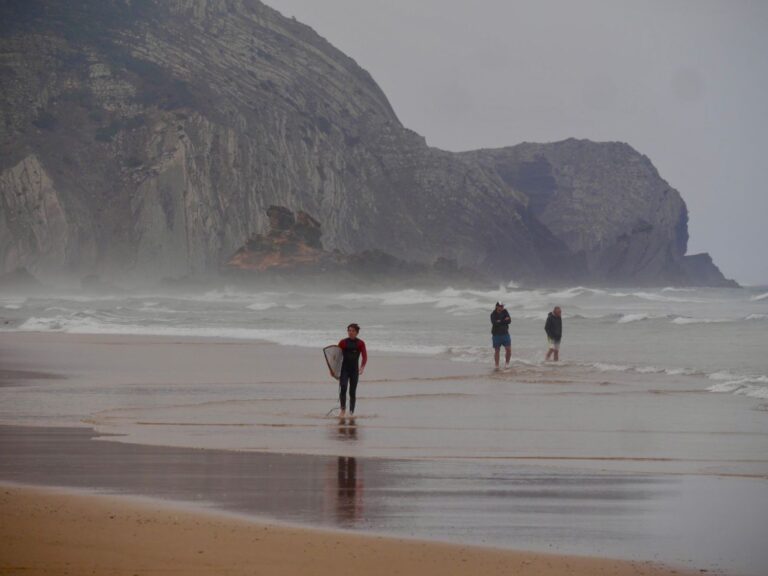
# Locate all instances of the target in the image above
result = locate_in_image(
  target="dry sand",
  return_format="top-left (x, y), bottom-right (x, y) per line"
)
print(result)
top-left (0, 485), bottom-right (695, 576)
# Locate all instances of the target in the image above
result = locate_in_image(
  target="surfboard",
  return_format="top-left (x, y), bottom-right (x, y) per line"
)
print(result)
top-left (323, 345), bottom-right (343, 380)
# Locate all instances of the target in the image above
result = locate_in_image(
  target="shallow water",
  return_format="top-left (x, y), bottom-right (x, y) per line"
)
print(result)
top-left (1, 331), bottom-right (765, 476)
top-left (2, 284), bottom-right (768, 399)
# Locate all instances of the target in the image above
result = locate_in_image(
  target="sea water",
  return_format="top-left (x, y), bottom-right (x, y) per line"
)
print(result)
top-left (2, 283), bottom-right (767, 400)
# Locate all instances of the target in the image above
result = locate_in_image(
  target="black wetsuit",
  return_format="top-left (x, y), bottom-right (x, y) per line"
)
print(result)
top-left (339, 337), bottom-right (366, 413)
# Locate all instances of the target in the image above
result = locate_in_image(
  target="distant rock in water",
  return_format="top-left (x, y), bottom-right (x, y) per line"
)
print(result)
top-left (225, 206), bottom-right (479, 284)
top-left (0, 0), bottom-right (735, 287)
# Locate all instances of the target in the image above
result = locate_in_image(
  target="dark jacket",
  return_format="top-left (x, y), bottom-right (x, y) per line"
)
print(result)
top-left (545, 312), bottom-right (562, 341)
top-left (490, 309), bottom-right (511, 335)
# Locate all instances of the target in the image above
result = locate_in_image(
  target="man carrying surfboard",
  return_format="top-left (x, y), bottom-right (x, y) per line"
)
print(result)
top-left (337, 323), bottom-right (367, 418)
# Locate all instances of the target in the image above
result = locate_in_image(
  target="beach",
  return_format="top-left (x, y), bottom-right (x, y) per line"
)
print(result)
top-left (1, 285), bottom-right (767, 574)
top-left (1, 485), bottom-right (697, 576)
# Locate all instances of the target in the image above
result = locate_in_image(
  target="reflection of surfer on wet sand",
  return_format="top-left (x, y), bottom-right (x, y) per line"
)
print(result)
top-left (336, 456), bottom-right (363, 524)
top-left (337, 419), bottom-right (358, 440)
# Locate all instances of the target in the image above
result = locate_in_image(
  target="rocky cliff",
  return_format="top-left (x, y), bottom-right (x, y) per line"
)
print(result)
top-left (0, 0), bottom-right (734, 286)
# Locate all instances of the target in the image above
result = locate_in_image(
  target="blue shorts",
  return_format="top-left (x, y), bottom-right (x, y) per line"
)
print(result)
top-left (492, 334), bottom-right (511, 349)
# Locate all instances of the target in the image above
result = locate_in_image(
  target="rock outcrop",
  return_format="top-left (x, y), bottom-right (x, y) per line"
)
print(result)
top-left (0, 0), bottom-right (735, 286)
top-left (226, 205), bottom-right (327, 272)
top-left (225, 205), bottom-right (476, 284)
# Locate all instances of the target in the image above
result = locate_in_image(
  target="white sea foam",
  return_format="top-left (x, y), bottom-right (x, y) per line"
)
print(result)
top-left (188, 288), bottom-right (288, 304)
top-left (707, 370), bottom-right (768, 384)
top-left (15, 314), bottom-right (444, 356)
top-left (661, 287), bottom-right (697, 293)
top-left (708, 376), bottom-right (768, 399)
top-left (1, 296), bottom-right (26, 302)
top-left (3, 304), bottom-right (21, 309)
top-left (617, 313), bottom-right (653, 323)
top-left (583, 362), bottom-right (699, 377)
top-left (750, 292), bottom-right (768, 301)
top-left (548, 286), bottom-right (606, 299)
top-left (338, 285), bottom-right (718, 316)
top-left (341, 289), bottom-right (435, 306)
top-left (746, 313), bottom-right (768, 321)
top-left (136, 302), bottom-right (178, 313)
top-left (636, 365), bottom-right (663, 374)
top-left (246, 302), bottom-right (279, 311)
top-left (631, 291), bottom-right (706, 303)
top-left (664, 367), bottom-right (698, 376)
top-left (592, 362), bottom-right (633, 372)
top-left (445, 345), bottom-right (548, 366)
top-left (341, 287), bottom-right (527, 315)
top-left (671, 316), bottom-right (728, 325)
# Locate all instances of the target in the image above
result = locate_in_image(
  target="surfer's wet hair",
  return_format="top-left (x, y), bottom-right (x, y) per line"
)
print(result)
top-left (347, 323), bottom-right (360, 333)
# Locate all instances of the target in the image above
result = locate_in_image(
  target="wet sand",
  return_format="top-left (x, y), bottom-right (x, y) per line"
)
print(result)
top-left (1, 485), bottom-right (697, 576)
top-left (1, 332), bottom-right (766, 475)
top-left (1, 332), bottom-right (768, 574)
top-left (1, 424), bottom-right (767, 574)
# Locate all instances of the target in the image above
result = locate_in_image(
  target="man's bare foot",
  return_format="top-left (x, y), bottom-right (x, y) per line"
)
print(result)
top-left (339, 409), bottom-right (346, 418)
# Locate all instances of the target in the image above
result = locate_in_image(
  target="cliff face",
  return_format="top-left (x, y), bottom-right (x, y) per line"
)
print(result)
top-left (0, 0), bottom-right (734, 286)
top-left (463, 140), bottom-right (704, 284)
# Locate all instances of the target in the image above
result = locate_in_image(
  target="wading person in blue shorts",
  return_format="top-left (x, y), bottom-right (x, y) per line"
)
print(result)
top-left (490, 302), bottom-right (512, 370)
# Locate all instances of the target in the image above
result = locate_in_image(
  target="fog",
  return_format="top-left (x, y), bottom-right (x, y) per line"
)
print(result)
top-left (267, 0), bottom-right (768, 285)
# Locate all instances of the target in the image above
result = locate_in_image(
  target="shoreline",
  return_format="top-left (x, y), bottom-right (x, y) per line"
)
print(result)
top-left (2, 423), bottom-right (767, 575)
top-left (2, 332), bottom-right (768, 573)
top-left (0, 483), bottom-right (697, 576)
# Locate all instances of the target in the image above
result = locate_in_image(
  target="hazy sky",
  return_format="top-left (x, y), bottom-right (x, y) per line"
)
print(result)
top-left (268, 0), bottom-right (768, 285)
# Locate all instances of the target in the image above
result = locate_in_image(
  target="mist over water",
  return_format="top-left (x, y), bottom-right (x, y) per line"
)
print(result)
top-left (2, 284), bottom-right (767, 401)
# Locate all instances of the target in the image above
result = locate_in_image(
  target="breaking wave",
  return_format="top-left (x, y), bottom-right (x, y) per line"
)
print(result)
top-left (707, 375), bottom-right (768, 400)
top-left (15, 314), bottom-right (444, 356)
top-left (617, 313), bottom-right (656, 324)
top-left (671, 316), bottom-right (729, 325)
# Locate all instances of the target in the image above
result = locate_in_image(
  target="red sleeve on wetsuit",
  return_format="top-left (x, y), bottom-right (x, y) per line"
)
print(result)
top-left (359, 340), bottom-right (367, 369)
top-left (338, 339), bottom-right (346, 349)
